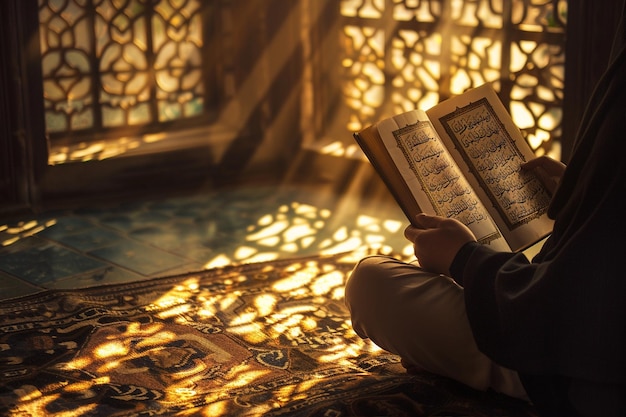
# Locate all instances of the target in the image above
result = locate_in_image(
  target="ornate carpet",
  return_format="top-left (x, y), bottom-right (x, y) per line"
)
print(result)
top-left (0, 252), bottom-right (538, 416)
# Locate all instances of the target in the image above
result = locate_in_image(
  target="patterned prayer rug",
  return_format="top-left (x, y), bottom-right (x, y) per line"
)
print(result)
top-left (0, 252), bottom-right (538, 416)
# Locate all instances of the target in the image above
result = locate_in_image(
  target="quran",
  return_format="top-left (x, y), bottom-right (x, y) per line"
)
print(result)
top-left (354, 83), bottom-right (554, 252)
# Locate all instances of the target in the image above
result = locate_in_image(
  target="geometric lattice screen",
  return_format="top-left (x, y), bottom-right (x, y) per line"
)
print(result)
top-left (338, 0), bottom-right (567, 160)
top-left (38, 0), bottom-right (206, 162)
top-left (37, 0), bottom-right (567, 164)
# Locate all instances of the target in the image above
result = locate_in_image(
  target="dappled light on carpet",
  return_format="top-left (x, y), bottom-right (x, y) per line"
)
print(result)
top-left (1, 254), bottom-right (377, 416)
top-left (1, 252), bottom-right (538, 416)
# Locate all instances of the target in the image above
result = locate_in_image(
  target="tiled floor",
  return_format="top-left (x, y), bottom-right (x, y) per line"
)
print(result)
top-left (0, 159), bottom-right (413, 300)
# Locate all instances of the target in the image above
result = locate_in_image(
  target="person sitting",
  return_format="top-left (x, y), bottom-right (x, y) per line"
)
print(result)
top-left (344, 3), bottom-right (626, 416)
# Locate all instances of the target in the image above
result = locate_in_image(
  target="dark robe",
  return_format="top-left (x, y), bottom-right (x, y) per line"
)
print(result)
top-left (449, 4), bottom-right (626, 416)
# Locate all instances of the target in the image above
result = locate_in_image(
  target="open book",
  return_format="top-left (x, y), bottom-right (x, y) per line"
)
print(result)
top-left (354, 83), bottom-right (554, 252)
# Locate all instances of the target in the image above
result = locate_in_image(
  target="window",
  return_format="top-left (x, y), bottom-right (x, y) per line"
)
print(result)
top-left (38, 0), bottom-right (221, 163)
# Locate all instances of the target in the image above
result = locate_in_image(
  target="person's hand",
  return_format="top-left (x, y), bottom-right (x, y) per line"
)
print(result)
top-left (404, 213), bottom-right (476, 275)
top-left (521, 156), bottom-right (566, 195)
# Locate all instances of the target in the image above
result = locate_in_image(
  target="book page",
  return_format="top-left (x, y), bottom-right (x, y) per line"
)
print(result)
top-left (376, 109), bottom-right (512, 252)
top-left (426, 83), bottom-right (554, 251)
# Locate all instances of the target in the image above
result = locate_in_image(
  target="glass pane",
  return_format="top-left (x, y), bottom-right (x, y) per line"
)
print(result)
top-left (38, 0), bottom-right (206, 137)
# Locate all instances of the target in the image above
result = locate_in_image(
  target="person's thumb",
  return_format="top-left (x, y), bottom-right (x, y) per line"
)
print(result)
top-left (413, 213), bottom-right (443, 229)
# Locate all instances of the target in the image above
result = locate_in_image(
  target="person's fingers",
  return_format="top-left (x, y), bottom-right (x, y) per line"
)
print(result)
top-left (404, 225), bottom-right (421, 242)
top-left (521, 156), bottom-right (566, 195)
top-left (534, 167), bottom-right (560, 194)
top-left (520, 157), bottom-right (544, 170)
top-left (521, 156), bottom-right (566, 177)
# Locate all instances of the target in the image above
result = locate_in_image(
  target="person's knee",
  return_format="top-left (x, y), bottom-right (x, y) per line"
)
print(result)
top-left (348, 256), bottom-right (385, 284)
top-left (345, 256), bottom-right (394, 339)
top-left (345, 255), bottom-right (390, 310)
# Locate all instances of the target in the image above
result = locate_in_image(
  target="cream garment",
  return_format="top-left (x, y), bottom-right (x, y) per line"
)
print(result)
top-left (345, 255), bottom-right (529, 401)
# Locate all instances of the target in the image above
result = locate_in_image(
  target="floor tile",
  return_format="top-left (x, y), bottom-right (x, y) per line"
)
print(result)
top-left (0, 271), bottom-right (43, 299)
top-left (39, 226), bottom-right (124, 252)
top-left (87, 240), bottom-right (191, 276)
top-left (0, 237), bottom-right (109, 285)
top-left (46, 266), bottom-right (145, 289)
top-left (35, 216), bottom-right (95, 236)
